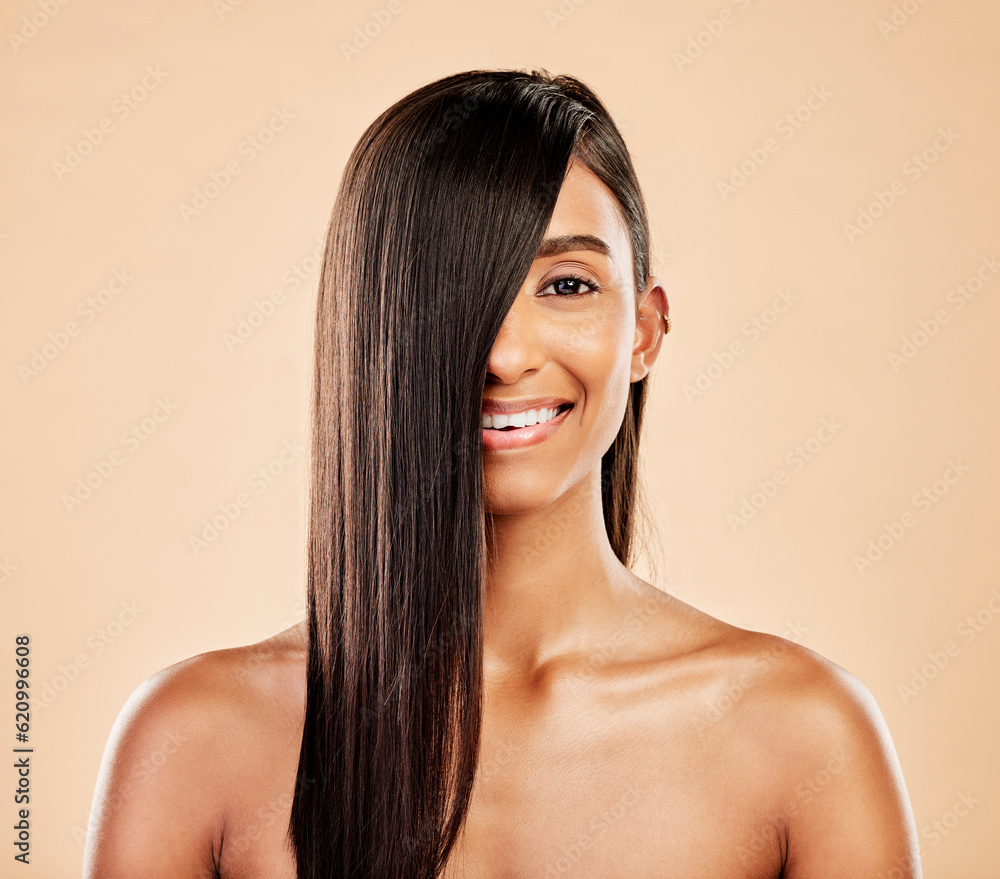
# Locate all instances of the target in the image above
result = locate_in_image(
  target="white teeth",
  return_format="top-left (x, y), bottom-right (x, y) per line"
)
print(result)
top-left (482, 406), bottom-right (564, 430)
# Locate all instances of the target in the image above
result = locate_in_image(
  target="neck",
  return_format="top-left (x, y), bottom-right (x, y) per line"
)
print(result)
top-left (481, 467), bottom-right (640, 684)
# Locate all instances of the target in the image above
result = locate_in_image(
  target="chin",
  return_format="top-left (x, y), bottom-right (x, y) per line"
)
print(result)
top-left (483, 456), bottom-right (591, 518)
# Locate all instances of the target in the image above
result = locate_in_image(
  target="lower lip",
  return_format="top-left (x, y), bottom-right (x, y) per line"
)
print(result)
top-left (481, 406), bottom-right (573, 452)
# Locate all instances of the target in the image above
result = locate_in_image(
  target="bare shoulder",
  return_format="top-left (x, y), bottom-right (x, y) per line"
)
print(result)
top-left (709, 622), bottom-right (900, 767)
top-left (669, 602), bottom-right (901, 766)
top-left (83, 621), bottom-right (307, 878)
top-left (635, 584), bottom-right (888, 737)
top-left (673, 609), bottom-right (922, 877)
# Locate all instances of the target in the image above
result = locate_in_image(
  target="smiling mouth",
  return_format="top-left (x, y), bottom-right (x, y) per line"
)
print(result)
top-left (482, 402), bottom-right (573, 430)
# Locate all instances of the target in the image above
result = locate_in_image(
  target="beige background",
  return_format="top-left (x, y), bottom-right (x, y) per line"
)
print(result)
top-left (2, 0), bottom-right (998, 876)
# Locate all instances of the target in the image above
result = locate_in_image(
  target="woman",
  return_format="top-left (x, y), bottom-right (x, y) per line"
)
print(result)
top-left (83, 69), bottom-right (922, 878)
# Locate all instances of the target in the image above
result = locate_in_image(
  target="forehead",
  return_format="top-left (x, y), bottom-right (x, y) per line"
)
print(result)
top-left (544, 160), bottom-right (631, 259)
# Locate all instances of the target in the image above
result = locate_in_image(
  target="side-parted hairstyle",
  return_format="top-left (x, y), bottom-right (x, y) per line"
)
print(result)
top-left (290, 68), bottom-right (654, 878)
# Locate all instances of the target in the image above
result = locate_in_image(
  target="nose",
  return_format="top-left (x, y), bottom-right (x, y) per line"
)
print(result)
top-left (485, 293), bottom-right (546, 384)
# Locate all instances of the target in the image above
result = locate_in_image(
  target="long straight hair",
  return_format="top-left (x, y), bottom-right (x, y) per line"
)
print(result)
top-left (289, 69), bottom-right (654, 879)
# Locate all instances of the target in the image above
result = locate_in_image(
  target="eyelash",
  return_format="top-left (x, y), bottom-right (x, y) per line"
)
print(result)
top-left (540, 273), bottom-right (602, 298)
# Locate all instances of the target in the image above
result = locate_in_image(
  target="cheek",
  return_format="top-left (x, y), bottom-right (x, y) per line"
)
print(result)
top-left (553, 303), bottom-right (635, 426)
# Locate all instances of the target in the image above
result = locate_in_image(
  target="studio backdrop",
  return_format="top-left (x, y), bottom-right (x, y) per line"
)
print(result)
top-left (1, 1), bottom-right (997, 876)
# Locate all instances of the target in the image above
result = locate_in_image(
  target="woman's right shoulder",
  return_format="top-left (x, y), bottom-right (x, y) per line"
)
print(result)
top-left (83, 623), bottom-right (307, 878)
top-left (104, 620), bottom-right (307, 755)
top-left (133, 620), bottom-right (308, 719)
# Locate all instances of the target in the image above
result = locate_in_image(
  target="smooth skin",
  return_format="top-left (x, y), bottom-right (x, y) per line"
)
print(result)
top-left (83, 162), bottom-right (923, 878)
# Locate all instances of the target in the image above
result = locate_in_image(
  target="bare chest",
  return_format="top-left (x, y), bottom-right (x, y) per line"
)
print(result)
top-left (439, 688), bottom-right (784, 879)
top-left (219, 684), bottom-right (785, 879)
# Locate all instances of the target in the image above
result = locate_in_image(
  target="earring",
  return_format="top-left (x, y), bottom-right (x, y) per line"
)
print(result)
top-left (661, 313), bottom-right (671, 334)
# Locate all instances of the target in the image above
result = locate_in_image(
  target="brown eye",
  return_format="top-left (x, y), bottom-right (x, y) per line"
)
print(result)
top-left (543, 274), bottom-right (601, 297)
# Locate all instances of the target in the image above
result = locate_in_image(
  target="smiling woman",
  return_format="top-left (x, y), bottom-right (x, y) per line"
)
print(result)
top-left (82, 68), bottom-right (922, 879)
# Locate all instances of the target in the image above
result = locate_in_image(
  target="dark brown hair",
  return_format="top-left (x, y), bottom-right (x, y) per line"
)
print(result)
top-left (289, 68), bottom-right (654, 878)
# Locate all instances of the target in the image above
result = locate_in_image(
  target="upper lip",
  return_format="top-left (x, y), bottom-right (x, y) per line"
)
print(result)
top-left (481, 397), bottom-right (573, 415)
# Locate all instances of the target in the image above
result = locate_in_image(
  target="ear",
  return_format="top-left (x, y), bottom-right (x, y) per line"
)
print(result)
top-left (630, 276), bottom-right (669, 382)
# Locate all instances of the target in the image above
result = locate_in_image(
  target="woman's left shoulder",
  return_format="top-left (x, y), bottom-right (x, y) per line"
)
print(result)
top-left (650, 598), bottom-right (903, 779)
top-left (728, 625), bottom-right (890, 743)
top-left (727, 628), bottom-right (917, 822)
top-left (699, 624), bottom-right (922, 874)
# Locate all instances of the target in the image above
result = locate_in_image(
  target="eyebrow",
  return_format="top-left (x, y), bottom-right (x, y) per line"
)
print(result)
top-left (535, 234), bottom-right (610, 259)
